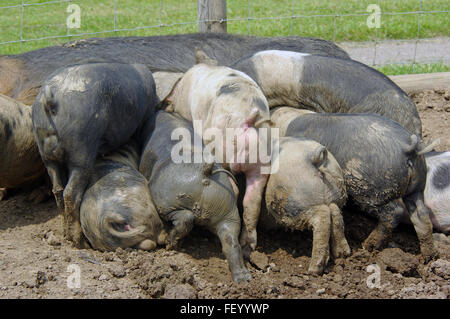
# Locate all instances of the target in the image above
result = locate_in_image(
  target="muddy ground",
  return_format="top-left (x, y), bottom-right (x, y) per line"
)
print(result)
top-left (0, 89), bottom-right (449, 299)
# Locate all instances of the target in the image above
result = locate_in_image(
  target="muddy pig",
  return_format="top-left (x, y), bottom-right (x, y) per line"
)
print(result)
top-left (32, 62), bottom-right (157, 248)
top-left (1, 33), bottom-right (349, 105)
top-left (424, 151), bottom-right (450, 234)
top-left (260, 137), bottom-right (350, 274)
top-left (139, 111), bottom-right (251, 283)
top-left (231, 50), bottom-right (422, 136)
top-left (80, 140), bottom-right (167, 251)
top-left (285, 113), bottom-right (437, 261)
top-left (161, 50), bottom-right (273, 256)
top-left (0, 94), bottom-right (45, 201)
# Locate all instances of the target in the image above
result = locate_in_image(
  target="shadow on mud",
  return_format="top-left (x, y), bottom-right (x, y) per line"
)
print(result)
top-left (0, 189), bottom-right (59, 231)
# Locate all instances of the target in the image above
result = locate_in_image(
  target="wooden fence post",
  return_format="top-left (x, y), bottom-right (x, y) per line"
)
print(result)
top-left (198, 0), bottom-right (227, 33)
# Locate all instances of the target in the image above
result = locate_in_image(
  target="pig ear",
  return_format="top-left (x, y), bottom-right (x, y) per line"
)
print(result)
top-left (403, 134), bottom-right (419, 154)
top-left (194, 48), bottom-right (218, 66)
top-left (254, 118), bottom-right (274, 128)
top-left (155, 74), bottom-right (183, 111)
top-left (417, 137), bottom-right (440, 156)
top-left (202, 162), bottom-right (215, 177)
top-left (311, 146), bottom-right (328, 168)
top-left (245, 108), bottom-right (260, 126)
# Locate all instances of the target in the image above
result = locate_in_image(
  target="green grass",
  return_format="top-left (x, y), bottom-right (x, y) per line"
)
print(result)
top-left (375, 62), bottom-right (450, 75)
top-left (0, 0), bottom-right (449, 75)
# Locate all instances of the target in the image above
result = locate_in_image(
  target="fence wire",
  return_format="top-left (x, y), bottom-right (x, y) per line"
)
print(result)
top-left (0, 0), bottom-right (448, 68)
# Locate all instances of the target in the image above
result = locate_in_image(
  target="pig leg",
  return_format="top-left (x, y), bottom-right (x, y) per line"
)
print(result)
top-left (307, 205), bottom-right (331, 274)
top-left (362, 199), bottom-right (405, 251)
top-left (213, 219), bottom-right (252, 283)
top-left (329, 203), bottom-right (351, 259)
top-left (404, 192), bottom-right (438, 262)
top-left (0, 188), bottom-right (7, 201)
top-left (239, 171), bottom-right (269, 257)
top-left (63, 166), bottom-right (90, 248)
top-left (166, 210), bottom-right (194, 250)
top-left (44, 161), bottom-right (66, 212)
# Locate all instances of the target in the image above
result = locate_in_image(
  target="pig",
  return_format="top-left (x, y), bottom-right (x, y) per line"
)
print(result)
top-left (161, 50), bottom-right (272, 255)
top-left (0, 33), bottom-right (349, 105)
top-left (231, 50), bottom-right (422, 136)
top-left (424, 151), bottom-right (450, 234)
top-left (260, 137), bottom-right (350, 274)
top-left (285, 113), bottom-right (438, 261)
top-left (269, 107), bottom-right (315, 137)
top-left (80, 140), bottom-right (167, 252)
top-left (139, 111), bottom-right (252, 283)
top-left (0, 94), bottom-right (45, 200)
top-left (32, 62), bottom-right (157, 248)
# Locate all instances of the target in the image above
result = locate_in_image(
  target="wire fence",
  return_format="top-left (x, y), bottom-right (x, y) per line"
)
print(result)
top-left (0, 0), bottom-right (449, 68)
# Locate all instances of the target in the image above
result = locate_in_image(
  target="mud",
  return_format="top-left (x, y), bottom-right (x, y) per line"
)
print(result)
top-left (0, 89), bottom-right (448, 299)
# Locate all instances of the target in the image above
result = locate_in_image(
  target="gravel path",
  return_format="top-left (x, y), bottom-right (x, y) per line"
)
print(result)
top-left (338, 37), bottom-right (450, 66)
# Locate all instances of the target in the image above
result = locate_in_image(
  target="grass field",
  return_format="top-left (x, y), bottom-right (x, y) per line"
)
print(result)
top-left (375, 62), bottom-right (450, 75)
top-left (0, 0), bottom-right (448, 74)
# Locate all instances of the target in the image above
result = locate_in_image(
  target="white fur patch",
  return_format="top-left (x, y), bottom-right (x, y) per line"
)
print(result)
top-left (253, 50), bottom-right (310, 60)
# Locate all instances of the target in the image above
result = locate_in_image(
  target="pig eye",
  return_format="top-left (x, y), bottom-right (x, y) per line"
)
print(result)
top-left (111, 222), bottom-right (127, 232)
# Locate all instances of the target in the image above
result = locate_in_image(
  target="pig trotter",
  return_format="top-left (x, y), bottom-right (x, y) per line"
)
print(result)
top-left (239, 225), bottom-right (257, 259)
top-left (166, 210), bottom-right (194, 250)
top-left (308, 205), bottom-right (331, 275)
top-left (63, 167), bottom-right (90, 248)
top-left (329, 203), bottom-right (351, 259)
top-left (362, 199), bottom-right (404, 252)
top-left (215, 220), bottom-right (252, 283)
top-left (404, 192), bottom-right (438, 262)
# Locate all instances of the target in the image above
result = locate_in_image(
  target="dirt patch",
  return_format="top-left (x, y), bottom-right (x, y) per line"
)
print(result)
top-left (0, 89), bottom-right (449, 299)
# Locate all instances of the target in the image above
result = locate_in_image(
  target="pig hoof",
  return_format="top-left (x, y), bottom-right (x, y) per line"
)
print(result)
top-left (138, 239), bottom-right (157, 251)
top-left (0, 188), bottom-right (7, 201)
top-left (362, 236), bottom-right (382, 252)
top-left (333, 242), bottom-right (351, 259)
top-left (232, 269), bottom-right (252, 283)
top-left (72, 235), bottom-right (91, 249)
top-left (307, 264), bottom-right (324, 275)
top-left (421, 246), bottom-right (439, 263)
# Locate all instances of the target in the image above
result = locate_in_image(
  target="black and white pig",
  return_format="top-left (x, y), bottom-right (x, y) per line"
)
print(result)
top-left (424, 151), bottom-right (450, 234)
top-left (231, 50), bottom-right (422, 136)
top-left (139, 111), bottom-right (251, 283)
top-left (285, 113), bottom-right (437, 261)
top-left (80, 140), bottom-right (167, 252)
top-left (32, 62), bottom-right (157, 248)
top-left (160, 50), bottom-right (273, 256)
